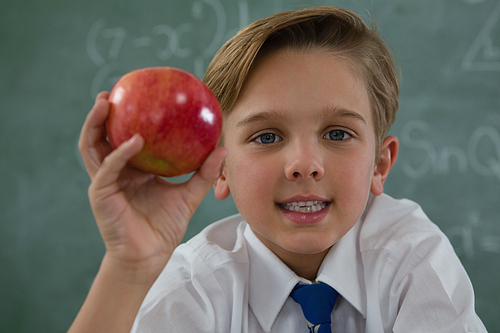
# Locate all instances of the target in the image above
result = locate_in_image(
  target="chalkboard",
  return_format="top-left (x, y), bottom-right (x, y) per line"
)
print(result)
top-left (1, 0), bottom-right (499, 331)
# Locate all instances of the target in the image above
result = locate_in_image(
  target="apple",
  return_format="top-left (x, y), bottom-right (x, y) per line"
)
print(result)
top-left (107, 67), bottom-right (222, 177)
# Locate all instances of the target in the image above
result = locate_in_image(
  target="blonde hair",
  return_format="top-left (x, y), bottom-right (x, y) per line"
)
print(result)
top-left (203, 6), bottom-right (399, 152)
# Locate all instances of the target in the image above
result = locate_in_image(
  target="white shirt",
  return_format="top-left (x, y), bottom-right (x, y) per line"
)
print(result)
top-left (131, 194), bottom-right (486, 332)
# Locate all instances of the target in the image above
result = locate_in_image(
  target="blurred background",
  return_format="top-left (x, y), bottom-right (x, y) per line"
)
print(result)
top-left (1, 0), bottom-right (499, 331)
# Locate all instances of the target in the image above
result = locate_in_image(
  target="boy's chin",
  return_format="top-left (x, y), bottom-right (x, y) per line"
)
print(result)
top-left (251, 226), bottom-right (337, 257)
top-left (276, 236), bottom-right (336, 256)
top-left (283, 243), bottom-right (334, 256)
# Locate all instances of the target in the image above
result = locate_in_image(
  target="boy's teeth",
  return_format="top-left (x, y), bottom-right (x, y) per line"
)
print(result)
top-left (281, 201), bottom-right (327, 213)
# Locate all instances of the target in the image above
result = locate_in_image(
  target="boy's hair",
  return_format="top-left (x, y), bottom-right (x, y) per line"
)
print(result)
top-left (203, 6), bottom-right (399, 153)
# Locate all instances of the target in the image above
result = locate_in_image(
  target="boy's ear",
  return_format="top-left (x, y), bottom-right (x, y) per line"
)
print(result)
top-left (213, 164), bottom-right (231, 200)
top-left (371, 135), bottom-right (399, 196)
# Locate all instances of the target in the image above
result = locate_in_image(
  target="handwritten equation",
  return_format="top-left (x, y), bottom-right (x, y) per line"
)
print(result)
top-left (447, 210), bottom-right (500, 259)
top-left (86, 0), bottom-right (249, 99)
top-left (399, 120), bottom-right (500, 180)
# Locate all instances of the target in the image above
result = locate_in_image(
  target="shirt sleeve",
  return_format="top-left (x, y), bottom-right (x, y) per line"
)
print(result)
top-left (130, 245), bottom-right (230, 333)
top-left (386, 231), bottom-right (487, 333)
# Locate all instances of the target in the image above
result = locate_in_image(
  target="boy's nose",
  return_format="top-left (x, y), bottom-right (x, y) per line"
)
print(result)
top-left (284, 143), bottom-right (325, 181)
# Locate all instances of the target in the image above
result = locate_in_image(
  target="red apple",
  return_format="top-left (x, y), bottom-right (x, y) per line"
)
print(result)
top-left (107, 67), bottom-right (222, 177)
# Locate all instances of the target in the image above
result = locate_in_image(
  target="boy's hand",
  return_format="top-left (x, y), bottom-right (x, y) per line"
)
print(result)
top-left (78, 92), bottom-right (227, 282)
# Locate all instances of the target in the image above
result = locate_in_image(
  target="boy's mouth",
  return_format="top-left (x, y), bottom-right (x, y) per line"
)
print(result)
top-left (279, 201), bottom-right (329, 213)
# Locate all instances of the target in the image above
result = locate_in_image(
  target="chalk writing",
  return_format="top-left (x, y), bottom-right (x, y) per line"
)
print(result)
top-left (462, 0), bottom-right (500, 70)
top-left (132, 23), bottom-right (195, 60)
top-left (194, 0), bottom-right (226, 57)
top-left (86, 0), bottom-right (249, 99)
top-left (447, 210), bottom-right (500, 259)
top-left (400, 120), bottom-right (500, 180)
top-left (86, 19), bottom-right (106, 67)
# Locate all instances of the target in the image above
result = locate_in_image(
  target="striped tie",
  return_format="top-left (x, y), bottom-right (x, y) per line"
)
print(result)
top-left (290, 282), bottom-right (338, 333)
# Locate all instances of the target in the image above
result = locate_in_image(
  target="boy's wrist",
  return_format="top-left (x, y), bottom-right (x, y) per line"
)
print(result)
top-left (100, 251), bottom-right (169, 289)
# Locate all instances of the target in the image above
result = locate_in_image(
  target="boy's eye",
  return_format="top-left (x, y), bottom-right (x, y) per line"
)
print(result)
top-left (324, 129), bottom-right (351, 141)
top-left (255, 133), bottom-right (283, 144)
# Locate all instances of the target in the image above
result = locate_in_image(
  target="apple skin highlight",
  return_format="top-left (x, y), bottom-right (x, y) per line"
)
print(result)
top-left (107, 67), bottom-right (222, 177)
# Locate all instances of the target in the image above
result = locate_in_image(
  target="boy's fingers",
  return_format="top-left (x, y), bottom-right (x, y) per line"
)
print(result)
top-left (184, 147), bottom-right (228, 208)
top-left (95, 91), bottom-right (110, 100)
top-left (91, 134), bottom-right (145, 192)
top-left (79, 92), bottom-right (112, 179)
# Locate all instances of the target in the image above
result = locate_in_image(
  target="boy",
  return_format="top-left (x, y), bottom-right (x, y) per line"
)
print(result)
top-left (70, 6), bottom-right (486, 333)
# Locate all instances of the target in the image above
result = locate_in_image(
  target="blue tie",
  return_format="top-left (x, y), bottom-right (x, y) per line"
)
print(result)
top-left (290, 283), bottom-right (339, 333)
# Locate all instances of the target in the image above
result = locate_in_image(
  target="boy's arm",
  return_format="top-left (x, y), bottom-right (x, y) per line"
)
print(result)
top-left (68, 92), bottom-right (227, 333)
top-left (68, 254), bottom-right (157, 333)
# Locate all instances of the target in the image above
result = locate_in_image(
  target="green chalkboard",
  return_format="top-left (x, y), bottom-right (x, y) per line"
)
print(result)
top-left (1, 0), bottom-right (499, 331)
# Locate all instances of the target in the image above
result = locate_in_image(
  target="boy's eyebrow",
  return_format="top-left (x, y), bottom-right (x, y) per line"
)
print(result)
top-left (236, 110), bottom-right (287, 127)
top-left (324, 108), bottom-right (367, 125)
top-left (235, 108), bottom-right (367, 127)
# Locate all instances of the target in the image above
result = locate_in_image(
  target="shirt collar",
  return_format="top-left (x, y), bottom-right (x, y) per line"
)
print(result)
top-left (244, 212), bottom-right (368, 330)
top-left (244, 225), bottom-right (302, 332)
top-left (316, 214), bottom-right (367, 318)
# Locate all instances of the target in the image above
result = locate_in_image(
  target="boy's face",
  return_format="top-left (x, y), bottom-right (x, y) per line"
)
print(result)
top-left (214, 49), bottom-right (384, 259)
